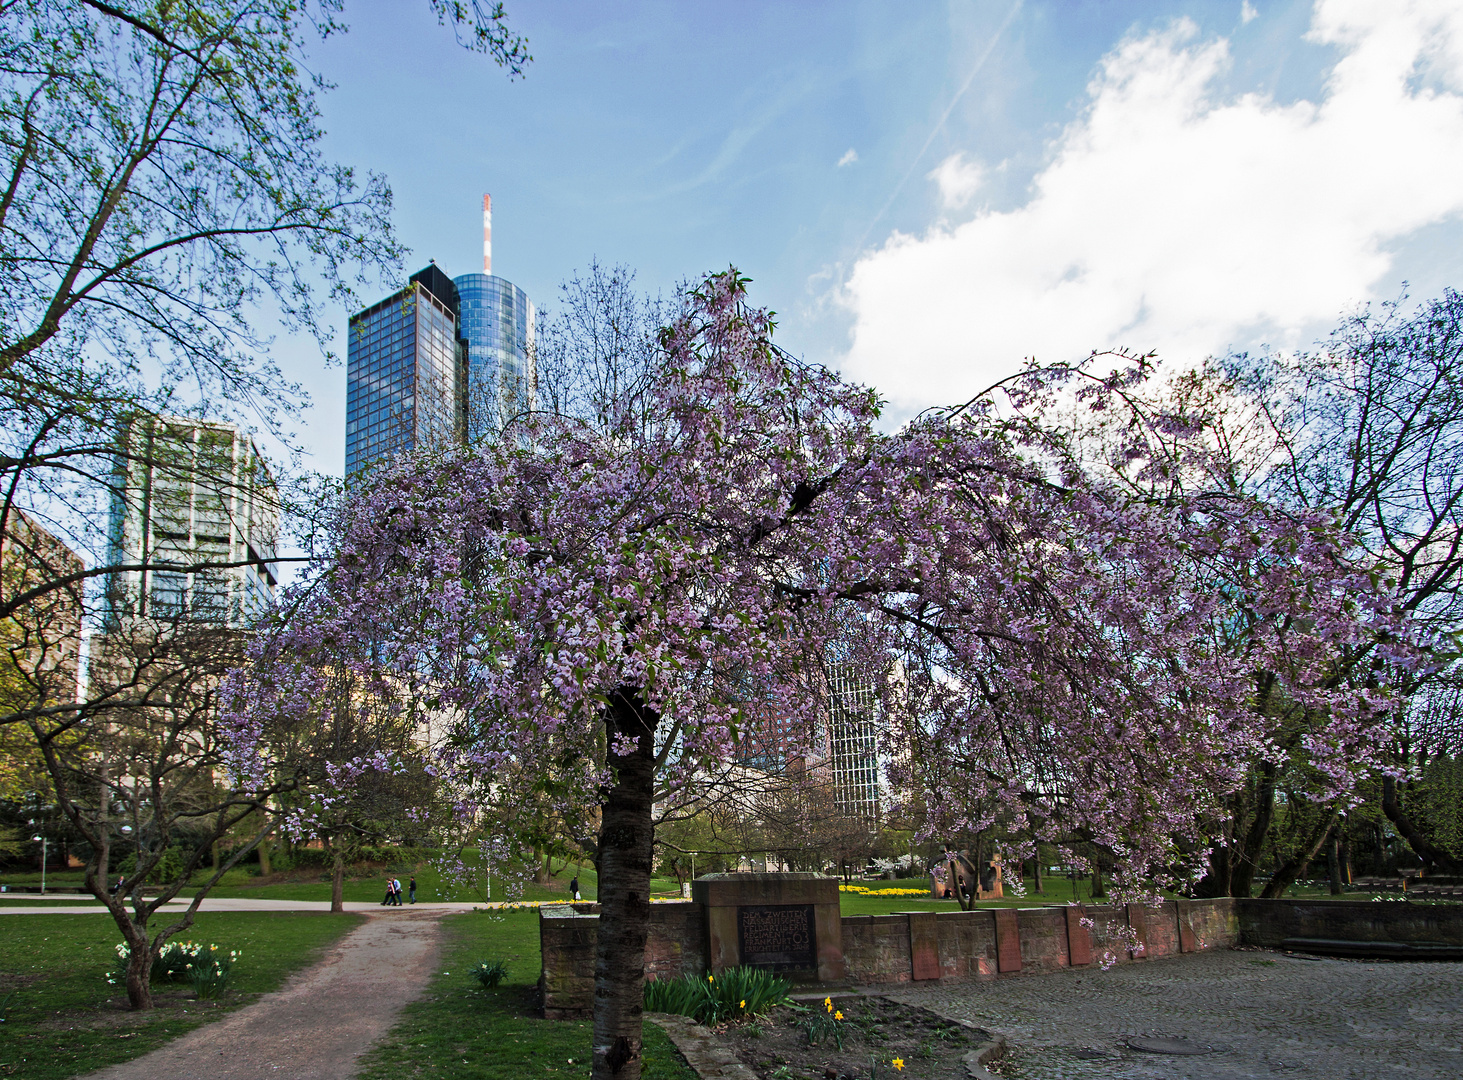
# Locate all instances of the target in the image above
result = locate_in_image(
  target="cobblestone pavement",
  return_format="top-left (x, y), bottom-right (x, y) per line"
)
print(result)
top-left (884, 949), bottom-right (1463, 1080)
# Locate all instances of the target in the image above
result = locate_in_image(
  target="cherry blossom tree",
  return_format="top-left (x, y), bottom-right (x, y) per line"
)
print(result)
top-left (228, 271), bottom-right (1410, 1080)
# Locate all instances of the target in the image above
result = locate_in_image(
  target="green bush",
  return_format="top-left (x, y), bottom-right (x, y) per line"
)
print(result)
top-left (643, 967), bottom-right (793, 1024)
top-left (470, 960), bottom-right (509, 988)
top-left (254, 845), bottom-right (437, 873)
top-left (116, 847), bottom-right (187, 885)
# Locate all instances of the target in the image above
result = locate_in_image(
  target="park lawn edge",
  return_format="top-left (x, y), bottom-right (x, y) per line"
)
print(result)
top-left (353, 909), bottom-right (696, 1080)
top-left (0, 910), bottom-right (363, 1080)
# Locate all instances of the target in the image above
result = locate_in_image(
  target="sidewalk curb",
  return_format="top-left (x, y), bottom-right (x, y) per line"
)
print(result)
top-left (961, 1032), bottom-right (1007, 1079)
top-left (645, 1013), bottom-right (758, 1080)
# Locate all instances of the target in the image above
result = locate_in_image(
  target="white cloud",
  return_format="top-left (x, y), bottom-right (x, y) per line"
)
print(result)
top-left (1241, 2), bottom-right (1259, 25)
top-left (837, 148), bottom-right (859, 167)
top-left (927, 153), bottom-right (985, 210)
top-left (840, 1), bottom-right (1463, 417)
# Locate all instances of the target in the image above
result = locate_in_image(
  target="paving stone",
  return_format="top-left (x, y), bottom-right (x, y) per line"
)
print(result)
top-left (883, 948), bottom-right (1463, 1079)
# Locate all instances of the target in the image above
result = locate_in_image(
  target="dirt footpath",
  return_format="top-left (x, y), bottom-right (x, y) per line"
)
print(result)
top-left (83, 910), bottom-right (444, 1080)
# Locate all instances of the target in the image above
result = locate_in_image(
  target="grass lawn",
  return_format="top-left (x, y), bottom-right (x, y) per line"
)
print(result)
top-left (0, 910), bottom-right (361, 1080)
top-left (354, 909), bottom-right (695, 1080)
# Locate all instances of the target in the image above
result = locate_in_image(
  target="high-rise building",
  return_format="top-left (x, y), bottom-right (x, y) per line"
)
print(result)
top-left (2, 509), bottom-right (85, 707)
top-left (825, 665), bottom-right (883, 821)
top-left (106, 417), bottom-right (279, 628)
top-left (345, 195), bottom-right (535, 473)
top-left (344, 265), bottom-right (465, 475)
top-left (454, 271), bottom-right (535, 440)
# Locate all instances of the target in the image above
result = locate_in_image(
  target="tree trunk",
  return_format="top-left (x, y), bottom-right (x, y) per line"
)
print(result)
top-left (1382, 775), bottom-right (1463, 873)
top-left (1229, 763), bottom-right (1278, 897)
top-left (1090, 865), bottom-right (1105, 899)
top-left (124, 927), bottom-right (153, 1010)
top-left (257, 838), bottom-right (271, 876)
top-left (1327, 831), bottom-right (1345, 895)
top-left (1259, 816), bottom-right (1336, 899)
top-left (1032, 852), bottom-right (1043, 894)
top-left (592, 687), bottom-right (658, 1080)
top-left (331, 850), bottom-right (345, 913)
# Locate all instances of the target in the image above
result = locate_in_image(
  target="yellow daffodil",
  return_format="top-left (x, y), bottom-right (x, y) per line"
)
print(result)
top-left (892, 1058), bottom-right (905, 1071)
top-left (739, 999), bottom-right (746, 1008)
top-left (823, 996), bottom-right (832, 1012)
top-left (708, 974), bottom-right (714, 982)
top-left (834, 1010), bottom-right (844, 1021)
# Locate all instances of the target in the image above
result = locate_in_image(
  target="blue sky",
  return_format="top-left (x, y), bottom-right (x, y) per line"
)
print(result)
top-left (275, 0), bottom-right (1463, 473)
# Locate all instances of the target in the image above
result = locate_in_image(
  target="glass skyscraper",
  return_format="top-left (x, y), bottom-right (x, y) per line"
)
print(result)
top-left (453, 272), bottom-right (535, 440)
top-left (345, 265), bottom-right (465, 475)
top-left (345, 264), bottom-right (534, 473)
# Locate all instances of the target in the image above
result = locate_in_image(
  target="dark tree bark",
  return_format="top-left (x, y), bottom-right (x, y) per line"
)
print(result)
top-left (592, 687), bottom-right (658, 1080)
top-left (1327, 831), bottom-right (1345, 895)
top-left (1230, 763), bottom-right (1278, 897)
top-left (1198, 761), bottom-right (1279, 897)
top-left (122, 921), bottom-right (153, 1010)
top-left (331, 850), bottom-right (345, 913)
top-left (1259, 816), bottom-right (1336, 899)
top-left (1382, 775), bottom-right (1463, 874)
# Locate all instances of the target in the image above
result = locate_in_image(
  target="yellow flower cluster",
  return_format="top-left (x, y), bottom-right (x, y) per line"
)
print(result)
top-left (838, 885), bottom-right (933, 897)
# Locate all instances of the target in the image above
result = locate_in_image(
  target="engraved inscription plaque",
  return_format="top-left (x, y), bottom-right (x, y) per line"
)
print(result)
top-left (737, 904), bottom-right (817, 971)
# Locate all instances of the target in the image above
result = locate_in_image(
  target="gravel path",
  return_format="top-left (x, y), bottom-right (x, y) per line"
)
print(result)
top-left (81, 910), bottom-right (445, 1080)
top-left (885, 949), bottom-right (1463, 1080)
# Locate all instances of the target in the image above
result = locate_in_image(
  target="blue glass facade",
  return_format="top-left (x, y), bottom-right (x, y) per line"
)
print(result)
top-left (453, 273), bottom-right (535, 441)
top-left (345, 272), bottom-right (465, 474)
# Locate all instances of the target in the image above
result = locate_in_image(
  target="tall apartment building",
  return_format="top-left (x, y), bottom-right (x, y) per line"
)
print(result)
top-left (106, 417), bottom-right (279, 628)
top-left (825, 665), bottom-right (883, 822)
top-left (345, 195), bottom-right (535, 473)
top-left (2, 509), bottom-right (85, 709)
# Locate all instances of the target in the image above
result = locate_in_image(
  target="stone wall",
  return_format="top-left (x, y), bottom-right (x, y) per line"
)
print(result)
top-left (540, 908), bottom-right (599, 1020)
top-left (838, 899), bottom-right (1238, 986)
top-left (540, 902), bottom-right (708, 1019)
top-left (540, 898), bottom-right (1244, 1015)
top-left (541, 894), bottom-right (1463, 1016)
top-left (1237, 898), bottom-right (1463, 951)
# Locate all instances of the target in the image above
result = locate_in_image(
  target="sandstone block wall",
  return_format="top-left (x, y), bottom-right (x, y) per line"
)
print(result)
top-left (1237, 898), bottom-right (1463, 948)
top-left (841, 914), bottom-right (913, 984)
top-left (540, 897), bottom-right (1243, 1016)
top-left (539, 909), bottom-right (599, 1020)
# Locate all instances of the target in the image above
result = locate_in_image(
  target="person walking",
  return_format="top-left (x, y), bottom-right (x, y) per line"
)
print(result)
top-left (408, 876), bottom-right (417, 904)
top-left (381, 877), bottom-right (394, 906)
top-left (392, 876), bottom-right (403, 906)
top-left (570, 874), bottom-right (581, 902)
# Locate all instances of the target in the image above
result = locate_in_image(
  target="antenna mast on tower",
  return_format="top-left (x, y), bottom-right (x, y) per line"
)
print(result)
top-left (482, 194), bottom-right (492, 275)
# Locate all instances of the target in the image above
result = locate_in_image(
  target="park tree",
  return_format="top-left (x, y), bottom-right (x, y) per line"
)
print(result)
top-left (0, 0), bottom-right (526, 1007)
top-left (228, 268), bottom-right (1411, 1080)
top-left (1234, 292), bottom-right (1463, 875)
top-left (1052, 291), bottom-right (1463, 889)
top-left (244, 654), bottom-right (450, 911)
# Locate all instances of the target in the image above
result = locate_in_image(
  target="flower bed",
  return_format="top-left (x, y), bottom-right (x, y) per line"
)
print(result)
top-left (717, 994), bottom-right (987, 1079)
top-left (838, 885), bottom-right (934, 898)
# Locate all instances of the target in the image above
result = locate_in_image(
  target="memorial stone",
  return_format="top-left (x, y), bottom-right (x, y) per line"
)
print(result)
top-left (692, 872), bottom-right (845, 982)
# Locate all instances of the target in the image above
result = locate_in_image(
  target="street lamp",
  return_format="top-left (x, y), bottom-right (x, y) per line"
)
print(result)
top-left (31, 834), bottom-right (46, 895)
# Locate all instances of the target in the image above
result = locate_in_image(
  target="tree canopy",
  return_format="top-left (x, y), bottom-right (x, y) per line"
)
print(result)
top-left (230, 270), bottom-right (1415, 1080)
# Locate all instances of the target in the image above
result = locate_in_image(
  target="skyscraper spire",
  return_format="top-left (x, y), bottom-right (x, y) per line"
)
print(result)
top-left (482, 193), bottom-right (492, 275)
